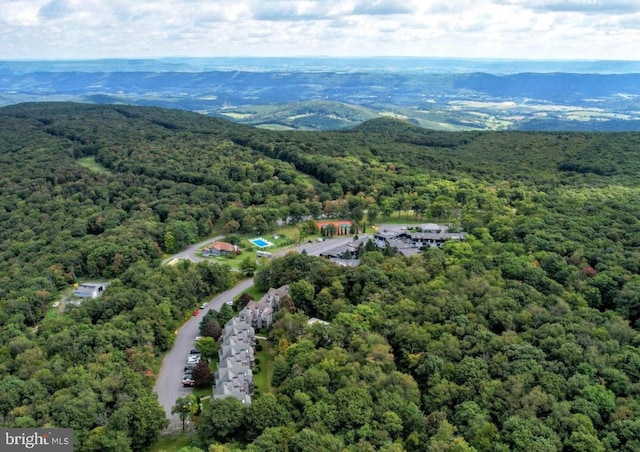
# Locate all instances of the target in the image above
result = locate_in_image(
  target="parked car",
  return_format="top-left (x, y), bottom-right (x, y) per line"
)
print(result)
top-left (200, 302), bottom-right (208, 309)
top-left (182, 374), bottom-right (194, 387)
top-left (192, 309), bottom-right (200, 316)
top-left (187, 355), bottom-right (200, 364)
top-left (184, 363), bottom-right (196, 372)
top-left (190, 348), bottom-right (200, 354)
top-left (194, 336), bottom-right (202, 341)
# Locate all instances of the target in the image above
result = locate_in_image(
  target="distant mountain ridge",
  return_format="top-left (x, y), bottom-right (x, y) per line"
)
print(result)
top-left (4, 57), bottom-right (640, 73)
top-left (1, 58), bottom-right (639, 131)
top-left (456, 72), bottom-right (640, 102)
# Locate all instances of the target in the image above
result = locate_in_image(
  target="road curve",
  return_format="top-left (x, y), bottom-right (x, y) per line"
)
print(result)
top-left (161, 235), bottom-right (224, 265)
top-left (154, 235), bottom-right (360, 428)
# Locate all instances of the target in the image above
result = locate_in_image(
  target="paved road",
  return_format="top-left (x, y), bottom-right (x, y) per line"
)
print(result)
top-left (153, 235), bottom-right (361, 429)
top-left (162, 234), bottom-right (363, 266)
top-left (154, 278), bottom-right (254, 430)
top-left (161, 235), bottom-right (224, 265)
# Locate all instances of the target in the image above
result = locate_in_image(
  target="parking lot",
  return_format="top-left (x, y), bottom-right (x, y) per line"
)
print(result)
top-left (153, 278), bottom-right (255, 430)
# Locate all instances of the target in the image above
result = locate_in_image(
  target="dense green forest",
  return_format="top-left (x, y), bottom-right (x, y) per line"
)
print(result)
top-left (1, 102), bottom-right (640, 451)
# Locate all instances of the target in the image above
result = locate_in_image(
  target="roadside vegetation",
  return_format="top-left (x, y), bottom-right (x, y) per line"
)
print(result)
top-left (2, 103), bottom-right (640, 450)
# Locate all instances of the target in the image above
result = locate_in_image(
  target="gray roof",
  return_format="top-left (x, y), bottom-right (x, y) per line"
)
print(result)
top-left (374, 229), bottom-right (403, 239)
top-left (319, 235), bottom-right (372, 259)
top-left (219, 354), bottom-right (253, 370)
top-left (224, 316), bottom-right (253, 330)
top-left (219, 343), bottom-right (254, 361)
top-left (73, 282), bottom-right (108, 298)
top-left (377, 223), bottom-right (449, 233)
top-left (222, 324), bottom-right (255, 342)
top-left (215, 365), bottom-right (253, 386)
top-left (213, 380), bottom-right (252, 405)
top-left (326, 258), bottom-right (361, 267)
top-left (386, 238), bottom-right (423, 256)
top-left (211, 285), bottom-right (289, 405)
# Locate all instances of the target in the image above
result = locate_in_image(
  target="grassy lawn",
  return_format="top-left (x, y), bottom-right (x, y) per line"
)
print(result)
top-left (46, 308), bottom-right (58, 320)
top-left (235, 284), bottom-right (264, 301)
top-left (295, 172), bottom-right (318, 189)
top-left (77, 156), bottom-right (112, 174)
top-left (253, 340), bottom-right (276, 395)
top-left (192, 385), bottom-right (212, 400)
top-left (276, 224), bottom-right (301, 238)
top-left (197, 230), bottom-right (300, 269)
top-left (149, 432), bottom-right (192, 452)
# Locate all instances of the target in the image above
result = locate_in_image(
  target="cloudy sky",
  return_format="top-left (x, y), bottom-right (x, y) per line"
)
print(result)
top-left (1, 0), bottom-right (639, 60)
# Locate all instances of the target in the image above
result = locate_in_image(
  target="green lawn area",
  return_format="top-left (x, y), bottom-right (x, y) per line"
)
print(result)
top-left (149, 432), bottom-right (192, 452)
top-left (196, 231), bottom-right (300, 269)
top-left (237, 285), bottom-right (264, 301)
top-left (295, 172), bottom-right (317, 189)
top-left (77, 156), bottom-right (112, 174)
top-left (253, 340), bottom-right (276, 396)
top-left (46, 308), bottom-right (58, 320)
top-left (192, 385), bottom-right (212, 400)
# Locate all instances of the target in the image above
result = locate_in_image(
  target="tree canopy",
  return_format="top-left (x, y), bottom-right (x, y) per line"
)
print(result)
top-left (2, 102), bottom-right (640, 450)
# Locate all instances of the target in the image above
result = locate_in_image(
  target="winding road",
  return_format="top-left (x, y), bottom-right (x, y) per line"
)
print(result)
top-left (153, 235), bottom-right (358, 429)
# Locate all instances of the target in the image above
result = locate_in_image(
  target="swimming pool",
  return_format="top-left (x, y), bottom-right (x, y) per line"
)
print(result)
top-left (250, 237), bottom-right (273, 248)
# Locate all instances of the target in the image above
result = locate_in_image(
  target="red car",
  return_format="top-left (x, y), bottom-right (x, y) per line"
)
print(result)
top-left (193, 309), bottom-right (200, 316)
top-left (182, 374), bottom-right (194, 387)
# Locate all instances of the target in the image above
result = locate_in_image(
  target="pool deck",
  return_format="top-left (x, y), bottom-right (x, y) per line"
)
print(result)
top-left (250, 238), bottom-right (274, 248)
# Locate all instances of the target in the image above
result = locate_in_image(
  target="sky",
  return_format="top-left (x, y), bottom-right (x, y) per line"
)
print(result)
top-left (1, 0), bottom-right (640, 61)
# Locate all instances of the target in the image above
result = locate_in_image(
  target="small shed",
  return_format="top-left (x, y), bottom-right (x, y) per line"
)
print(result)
top-left (74, 283), bottom-right (107, 299)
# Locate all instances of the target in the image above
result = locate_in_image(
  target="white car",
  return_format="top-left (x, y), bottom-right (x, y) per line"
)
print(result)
top-left (187, 355), bottom-right (200, 364)
top-left (200, 302), bottom-right (208, 309)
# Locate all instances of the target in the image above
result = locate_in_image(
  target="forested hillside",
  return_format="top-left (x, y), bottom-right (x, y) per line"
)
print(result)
top-left (1, 102), bottom-right (640, 450)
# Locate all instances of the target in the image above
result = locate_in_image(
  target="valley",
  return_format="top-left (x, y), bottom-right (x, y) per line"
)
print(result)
top-left (2, 57), bottom-right (640, 131)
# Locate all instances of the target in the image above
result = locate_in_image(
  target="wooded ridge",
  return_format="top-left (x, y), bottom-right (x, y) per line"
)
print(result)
top-left (1, 102), bottom-right (640, 450)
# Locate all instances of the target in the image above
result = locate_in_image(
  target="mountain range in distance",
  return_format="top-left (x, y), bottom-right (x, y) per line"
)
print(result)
top-left (1, 57), bottom-right (640, 131)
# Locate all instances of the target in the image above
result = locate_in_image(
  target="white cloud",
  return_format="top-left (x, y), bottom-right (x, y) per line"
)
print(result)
top-left (0, 0), bottom-right (638, 60)
top-left (504, 0), bottom-right (640, 14)
top-left (1, 0), bottom-right (46, 26)
top-left (351, 0), bottom-right (415, 16)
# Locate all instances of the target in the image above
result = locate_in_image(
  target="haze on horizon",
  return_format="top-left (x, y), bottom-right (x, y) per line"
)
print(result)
top-left (1, 0), bottom-right (640, 61)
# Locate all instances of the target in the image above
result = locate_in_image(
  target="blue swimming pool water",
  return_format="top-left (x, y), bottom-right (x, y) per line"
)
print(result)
top-left (250, 238), bottom-right (272, 248)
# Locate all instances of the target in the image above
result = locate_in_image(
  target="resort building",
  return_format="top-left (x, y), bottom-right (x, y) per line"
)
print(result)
top-left (373, 223), bottom-right (466, 255)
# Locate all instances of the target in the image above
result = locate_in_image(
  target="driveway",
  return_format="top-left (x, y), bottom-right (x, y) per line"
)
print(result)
top-left (161, 235), bottom-right (224, 265)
